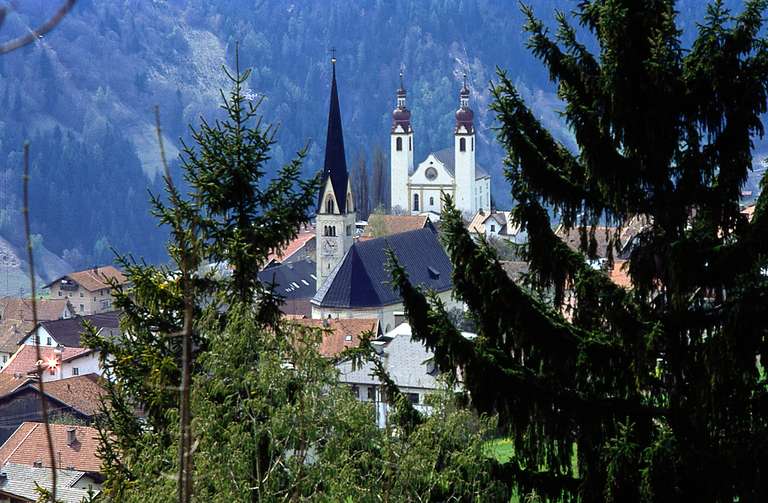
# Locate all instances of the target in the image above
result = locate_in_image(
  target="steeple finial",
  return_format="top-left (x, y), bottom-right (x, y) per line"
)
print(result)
top-left (399, 70), bottom-right (405, 90)
top-left (330, 47), bottom-right (337, 77)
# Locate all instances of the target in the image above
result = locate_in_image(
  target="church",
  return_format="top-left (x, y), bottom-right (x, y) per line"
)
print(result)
top-left (390, 74), bottom-right (491, 217)
top-left (312, 59), bottom-right (462, 329)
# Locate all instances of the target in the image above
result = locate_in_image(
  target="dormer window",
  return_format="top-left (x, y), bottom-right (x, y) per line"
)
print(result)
top-left (325, 196), bottom-right (335, 214)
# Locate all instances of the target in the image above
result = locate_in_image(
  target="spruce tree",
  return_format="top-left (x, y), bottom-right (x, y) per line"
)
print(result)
top-left (393, 1), bottom-right (768, 501)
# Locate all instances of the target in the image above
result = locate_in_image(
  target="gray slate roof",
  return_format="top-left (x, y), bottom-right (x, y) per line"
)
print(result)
top-left (312, 228), bottom-right (452, 309)
top-left (0, 463), bottom-right (99, 503)
top-left (28, 311), bottom-right (121, 347)
top-left (432, 147), bottom-right (490, 180)
top-left (258, 258), bottom-right (316, 300)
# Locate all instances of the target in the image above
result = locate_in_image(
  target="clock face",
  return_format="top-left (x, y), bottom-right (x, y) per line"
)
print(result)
top-left (322, 238), bottom-right (338, 256)
top-left (425, 167), bottom-right (438, 181)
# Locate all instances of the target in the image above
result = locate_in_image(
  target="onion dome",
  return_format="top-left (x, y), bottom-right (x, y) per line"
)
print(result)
top-left (455, 73), bottom-right (474, 133)
top-left (392, 70), bottom-right (412, 132)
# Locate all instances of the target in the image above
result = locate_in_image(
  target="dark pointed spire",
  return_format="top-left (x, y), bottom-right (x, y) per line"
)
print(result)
top-left (319, 54), bottom-right (350, 213)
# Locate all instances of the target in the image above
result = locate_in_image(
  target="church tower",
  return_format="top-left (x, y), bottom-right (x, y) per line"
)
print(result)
top-left (453, 74), bottom-right (476, 215)
top-left (316, 56), bottom-right (356, 290)
top-left (390, 71), bottom-right (414, 213)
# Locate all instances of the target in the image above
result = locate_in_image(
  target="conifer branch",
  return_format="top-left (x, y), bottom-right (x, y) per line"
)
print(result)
top-left (0, 0), bottom-right (76, 54)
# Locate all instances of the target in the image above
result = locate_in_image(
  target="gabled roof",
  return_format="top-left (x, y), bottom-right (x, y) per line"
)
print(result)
top-left (0, 299), bottom-right (73, 354)
top-left (0, 422), bottom-right (102, 473)
top-left (289, 318), bottom-right (380, 357)
top-left (317, 63), bottom-right (350, 213)
top-left (0, 463), bottom-right (99, 503)
top-left (0, 374), bottom-right (29, 396)
top-left (31, 375), bottom-right (106, 417)
top-left (360, 214), bottom-right (433, 240)
top-left (258, 258), bottom-right (316, 301)
top-left (431, 147), bottom-right (490, 180)
top-left (312, 228), bottom-right (452, 309)
top-left (0, 346), bottom-right (90, 378)
top-left (44, 265), bottom-right (126, 292)
top-left (467, 211), bottom-right (517, 236)
top-left (29, 311), bottom-right (121, 347)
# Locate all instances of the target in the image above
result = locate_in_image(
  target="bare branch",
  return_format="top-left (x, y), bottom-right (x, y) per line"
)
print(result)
top-left (23, 142), bottom-right (57, 502)
top-left (0, 0), bottom-right (76, 55)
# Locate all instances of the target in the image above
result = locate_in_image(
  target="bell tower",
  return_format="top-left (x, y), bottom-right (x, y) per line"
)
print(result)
top-left (390, 71), bottom-right (414, 213)
top-left (316, 55), bottom-right (356, 290)
top-left (454, 74), bottom-right (476, 215)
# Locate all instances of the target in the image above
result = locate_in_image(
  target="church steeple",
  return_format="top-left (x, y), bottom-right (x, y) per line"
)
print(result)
top-left (318, 55), bottom-right (350, 213)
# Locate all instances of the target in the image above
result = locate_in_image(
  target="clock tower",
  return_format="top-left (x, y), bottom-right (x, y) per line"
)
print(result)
top-left (316, 56), bottom-right (356, 290)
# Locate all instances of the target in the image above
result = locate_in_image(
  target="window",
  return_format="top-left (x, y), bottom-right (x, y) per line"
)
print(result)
top-left (79, 292), bottom-right (84, 298)
top-left (79, 304), bottom-right (84, 312)
top-left (406, 393), bottom-right (419, 404)
top-left (396, 136), bottom-right (402, 151)
top-left (367, 387), bottom-right (375, 401)
top-left (58, 291), bottom-right (61, 297)
top-left (3, 355), bottom-right (8, 363)
top-left (425, 167), bottom-right (437, 181)
top-left (459, 137), bottom-right (466, 152)
top-left (429, 196), bottom-right (434, 206)
top-left (46, 337), bottom-right (51, 346)
top-left (346, 225), bottom-right (351, 236)
top-left (325, 196), bottom-right (335, 214)
top-left (472, 137), bottom-right (474, 151)
top-left (33, 335), bottom-right (39, 344)
top-left (409, 136), bottom-right (412, 151)
top-left (413, 193), bottom-right (419, 211)
top-left (351, 385), bottom-right (360, 399)
top-left (72, 367), bottom-right (79, 376)
top-left (490, 224), bottom-right (496, 232)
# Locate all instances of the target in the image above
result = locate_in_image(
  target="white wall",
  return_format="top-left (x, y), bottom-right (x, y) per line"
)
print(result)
top-left (390, 127), bottom-right (413, 212)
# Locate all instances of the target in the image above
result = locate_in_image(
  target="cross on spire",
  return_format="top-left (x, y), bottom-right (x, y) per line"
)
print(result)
top-left (329, 47), bottom-right (337, 64)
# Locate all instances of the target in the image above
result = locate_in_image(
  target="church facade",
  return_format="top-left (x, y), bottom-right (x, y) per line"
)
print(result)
top-left (390, 75), bottom-right (491, 217)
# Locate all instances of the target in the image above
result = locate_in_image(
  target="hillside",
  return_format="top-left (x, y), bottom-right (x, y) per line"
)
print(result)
top-left (0, 0), bottom-right (762, 266)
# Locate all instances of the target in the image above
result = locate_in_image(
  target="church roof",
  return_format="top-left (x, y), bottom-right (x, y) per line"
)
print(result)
top-left (312, 228), bottom-right (452, 309)
top-left (317, 62), bottom-right (350, 213)
top-left (258, 258), bottom-right (316, 301)
top-left (431, 148), bottom-right (489, 180)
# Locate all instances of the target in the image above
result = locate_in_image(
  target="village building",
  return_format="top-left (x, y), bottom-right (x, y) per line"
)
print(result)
top-left (0, 423), bottom-right (102, 502)
top-left (389, 73), bottom-right (491, 217)
top-left (258, 259), bottom-right (317, 318)
top-left (0, 374), bottom-right (105, 445)
top-left (0, 299), bottom-right (73, 369)
top-left (467, 210), bottom-right (525, 243)
top-left (288, 317), bottom-right (380, 358)
top-left (44, 266), bottom-right (127, 315)
top-left (312, 228), bottom-right (457, 332)
top-left (19, 311), bottom-right (120, 351)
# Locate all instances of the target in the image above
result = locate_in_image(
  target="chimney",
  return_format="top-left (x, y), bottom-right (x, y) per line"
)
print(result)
top-left (67, 427), bottom-right (77, 446)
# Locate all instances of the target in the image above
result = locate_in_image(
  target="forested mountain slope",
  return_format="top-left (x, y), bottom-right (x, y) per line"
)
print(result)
top-left (0, 0), bottom-right (761, 269)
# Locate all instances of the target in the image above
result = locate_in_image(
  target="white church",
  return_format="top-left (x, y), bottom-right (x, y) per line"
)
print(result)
top-left (390, 74), bottom-right (491, 217)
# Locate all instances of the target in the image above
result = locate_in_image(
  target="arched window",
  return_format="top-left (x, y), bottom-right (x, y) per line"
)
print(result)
top-left (409, 136), bottom-right (412, 151)
top-left (429, 196), bottom-right (434, 206)
top-left (396, 137), bottom-right (403, 151)
top-left (459, 137), bottom-right (466, 152)
top-left (471, 137), bottom-right (474, 151)
top-left (325, 196), bottom-right (335, 214)
top-left (413, 193), bottom-right (420, 211)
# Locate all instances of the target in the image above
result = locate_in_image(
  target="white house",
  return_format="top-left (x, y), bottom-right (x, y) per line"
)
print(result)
top-left (467, 210), bottom-right (526, 243)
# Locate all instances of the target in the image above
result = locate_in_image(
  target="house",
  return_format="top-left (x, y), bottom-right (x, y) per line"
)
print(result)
top-left (311, 228), bottom-right (459, 332)
top-left (20, 311), bottom-right (120, 350)
top-left (467, 210), bottom-right (525, 243)
top-left (0, 299), bottom-right (74, 369)
top-left (0, 463), bottom-right (100, 503)
top-left (360, 214), bottom-right (434, 241)
top-left (44, 266), bottom-right (127, 315)
top-left (335, 323), bottom-right (455, 427)
top-left (0, 375), bottom-right (106, 444)
top-left (288, 318), bottom-right (380, 357)
top-left (1, 345), bottom-right (101, 383)
top-left (259, 259), bottom-right (317, 317)
top-left (0, 423), bottom-right (103, 474)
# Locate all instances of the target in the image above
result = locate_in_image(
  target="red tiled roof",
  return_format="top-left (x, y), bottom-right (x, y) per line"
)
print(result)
top-left (0, 422), bottom-right (102, 473)
top-left (45, 266), bottom-right (127, 292)
top-left (267, 229), bottom-right (315, 265)
top-left (361, 215), bottom-right (431, 240)
top-left (289, 318), bottom-right (379, 357)
top-left (33, 375), bottom-right (106, 416)
top-left (0, 346), bottom-right (90, 378)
